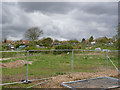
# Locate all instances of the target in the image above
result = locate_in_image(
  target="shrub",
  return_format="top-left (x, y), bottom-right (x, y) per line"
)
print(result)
top-left (25, 46), bottom-right (38, 51)
top-left (55, 45), bottom-right (73, 49)
top-left (53, 45), bottom-right (73, 54)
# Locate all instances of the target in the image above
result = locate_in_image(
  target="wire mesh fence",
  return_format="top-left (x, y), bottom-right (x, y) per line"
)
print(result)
top-left (107, 50), bottom-right (119, 72)
top-left (73, 50), bottom-right (107, 72)
top-left (1, 51), bottom-right (27, 83)
top-left (1, 49), bottom-right (119, 86)
top-left (28, 50), bottom-right (72, 80)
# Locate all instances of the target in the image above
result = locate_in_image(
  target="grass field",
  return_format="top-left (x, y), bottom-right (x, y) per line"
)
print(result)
top-left (2, 51), bottom-right (118, 88)
top-left (1, 50), bottom-right (118, 86)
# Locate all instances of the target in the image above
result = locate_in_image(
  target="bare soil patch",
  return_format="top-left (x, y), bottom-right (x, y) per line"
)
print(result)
top-left (2, 60), bottom-right (32, 68)
top-left (3, 70), bottom-right (118, 88)
top-left (37, 70), bottom-right (118, 88)
top-left (2, 73), bottom-right (26, 83)
top-left (1, 56), bottom-right (26, 61)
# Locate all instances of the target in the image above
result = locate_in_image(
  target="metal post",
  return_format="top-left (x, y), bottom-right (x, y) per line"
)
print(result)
top-left (106, 50), bottom-right (108, 70)
top-left (72, 50), bottom-right (74, 73)
top-left (26, 50), bottom-right (29, 82)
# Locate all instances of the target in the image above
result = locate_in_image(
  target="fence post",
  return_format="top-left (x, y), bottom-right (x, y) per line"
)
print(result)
top-left (26, 50), bottom-right (29, 82)
top-left (106, 50), bottom-right (108, 70)
top-left (72, 50), bottom-right (74, 73)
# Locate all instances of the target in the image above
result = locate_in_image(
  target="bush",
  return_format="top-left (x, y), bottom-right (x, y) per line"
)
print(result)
top-left (53, 45), bottom-right (73, 54)
top-left (2, 52), bottom-right (27, 58)
top-left (2, 52), bottom-right (17, 58)
top-left (26, 46), bottom-right (52, 55)
top-left (25, 46), bottom-right (38, 51)
top-left (55, 45), bottom-right (73, 49)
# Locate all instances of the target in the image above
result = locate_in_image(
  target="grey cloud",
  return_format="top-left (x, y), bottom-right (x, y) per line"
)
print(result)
top-left (19, 2), bottom-right (118, 16)
top-left (18, 2), bottom-right (73, 14)
top-left (78, 2), bottom-right (117, 16)
top-left (2, 2), bottom-right (118, 41)
top-left (2, 3), bottom-right (32, 40)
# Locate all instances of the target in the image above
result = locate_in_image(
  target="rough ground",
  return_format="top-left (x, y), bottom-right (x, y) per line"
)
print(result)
top-left (1, 60), bottom-right (32, 68)
top-left (75, 53), bottom-right (101, 55)
top-left (0, 56), bottom-right (26, 61)
top-left (3, 70), bottom-right (119, 88)
top-left (36, 70), bottom-right (118, 88)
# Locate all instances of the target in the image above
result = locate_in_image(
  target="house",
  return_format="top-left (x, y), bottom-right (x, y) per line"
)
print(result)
top-left (6, 40), bottom-right (12, 44)
top-left (20, 40), bottom-right (29, 44)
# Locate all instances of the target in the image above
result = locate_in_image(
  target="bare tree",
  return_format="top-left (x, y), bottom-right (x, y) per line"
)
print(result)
top-left (25, 27), bottom-right (43, 41)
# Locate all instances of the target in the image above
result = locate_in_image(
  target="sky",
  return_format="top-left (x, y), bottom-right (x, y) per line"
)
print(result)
top-left (2, 1), bottom-right (118, 41)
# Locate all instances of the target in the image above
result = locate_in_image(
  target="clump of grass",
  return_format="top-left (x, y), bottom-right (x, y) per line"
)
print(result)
top-left (55, 72), bottom-right (66, 75)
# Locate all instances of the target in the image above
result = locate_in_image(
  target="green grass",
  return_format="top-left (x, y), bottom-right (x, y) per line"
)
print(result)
top-left (90, 44), bottom-right (117, 50)
top-left (2, 57), bottom-right (27, 63)
top-left (28, 53), bottom-right (72, 77)
top-left (2, 82), bottom-right (40, 88)
top-left (2, 52), bottom-right (27, 58)
top-left (2, 51), bottom-right (118, 84)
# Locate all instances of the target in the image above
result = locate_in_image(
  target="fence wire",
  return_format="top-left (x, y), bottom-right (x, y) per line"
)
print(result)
top-left (107, 50), bottom-right (119, 72)
top-left (1, 49), bottom-right (119, 87)
top-left (74, 50), bottom-right (107, 72)
top-left (28, 50), bottom-right (72, 80)
top-left (1, 51), bottom-right (27, 84)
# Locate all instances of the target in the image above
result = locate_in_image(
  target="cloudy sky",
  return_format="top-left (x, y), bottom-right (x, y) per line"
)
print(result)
top-left (2, 2), bottom-right (118, 41)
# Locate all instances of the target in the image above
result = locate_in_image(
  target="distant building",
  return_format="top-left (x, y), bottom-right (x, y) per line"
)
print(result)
top-left (20, 40), bottom-right (29, 44)
top-left (6, 40), bottom-right (12, 44)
